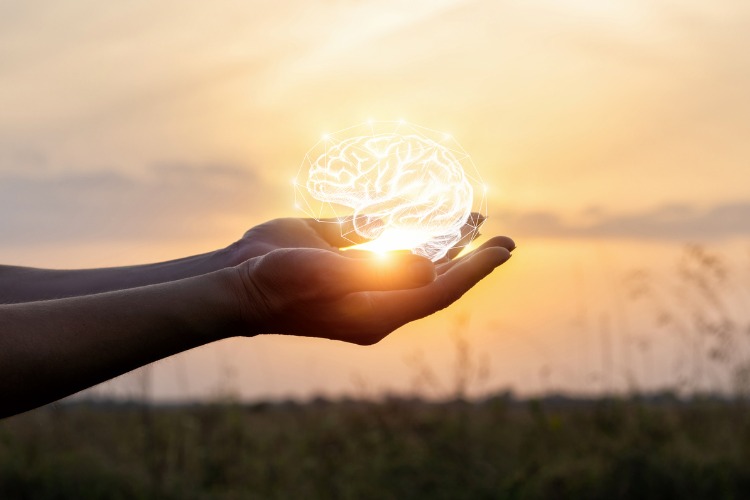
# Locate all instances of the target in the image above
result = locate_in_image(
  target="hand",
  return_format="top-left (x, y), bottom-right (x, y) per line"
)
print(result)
top-left (230, 219), bottom-right (514, 345)
top-left (0, 214), bottom-right (512, 416)
top-left (228, 212), bottom-right (488, 263)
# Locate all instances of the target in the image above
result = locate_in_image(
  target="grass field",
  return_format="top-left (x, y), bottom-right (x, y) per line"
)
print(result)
top-left (2, 245), bottom-right (748, 499)
top-left (2, 394), bottom-right (750, 499)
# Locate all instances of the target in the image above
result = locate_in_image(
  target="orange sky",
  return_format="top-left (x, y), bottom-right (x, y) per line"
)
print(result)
top-left (1, 0), bottom-right (749, 400)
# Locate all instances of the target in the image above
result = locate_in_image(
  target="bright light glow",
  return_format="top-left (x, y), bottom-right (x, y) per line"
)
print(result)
top-left (371, 249), bottom-right (390, 261)
top-left (348, 228), bottom-right (436, 254)
top-left (294, 121), bottom-right (487, 261)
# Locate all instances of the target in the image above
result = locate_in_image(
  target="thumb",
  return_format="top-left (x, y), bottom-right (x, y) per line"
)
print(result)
top-left (323, 251), bottom-right (436, 296)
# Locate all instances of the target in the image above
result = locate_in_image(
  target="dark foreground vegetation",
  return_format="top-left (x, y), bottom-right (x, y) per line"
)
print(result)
top-left (2, 394), bottom-right (750, 500)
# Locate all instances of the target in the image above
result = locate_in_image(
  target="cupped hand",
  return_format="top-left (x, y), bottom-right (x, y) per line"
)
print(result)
top-left (228, 217), bottom-right (368, 262)
top-left (230, 219), bottom-right (514, 345)
top-left (229, 213), bottom-right (488, 263)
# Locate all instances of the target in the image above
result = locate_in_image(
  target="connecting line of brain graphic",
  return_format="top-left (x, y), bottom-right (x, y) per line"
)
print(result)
top-left (293, 121), bottom-right (488, 261)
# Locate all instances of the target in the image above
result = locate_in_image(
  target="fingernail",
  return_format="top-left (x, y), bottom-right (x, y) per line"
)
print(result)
top-left (491, 248), bottom-right (512, 267)
top-left (497, 253), bottom-right (513, 268)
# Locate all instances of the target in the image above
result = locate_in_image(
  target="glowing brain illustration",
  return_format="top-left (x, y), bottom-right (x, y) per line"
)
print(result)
top-left (294, 121), bottom-right (487, 261)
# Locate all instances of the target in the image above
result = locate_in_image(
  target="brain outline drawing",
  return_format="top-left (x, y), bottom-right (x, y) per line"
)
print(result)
top-left (294, 121), bottom-right (487, 261)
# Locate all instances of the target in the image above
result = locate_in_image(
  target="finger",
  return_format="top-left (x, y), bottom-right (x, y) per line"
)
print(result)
top-left (375, 247), bottom-right (511, 325)
top-left (316, 251), bottom-right (436, 297)
top-left (437, 235), bottom-right (515, 275)
top-left (308, 216), bottom-right (382, 247)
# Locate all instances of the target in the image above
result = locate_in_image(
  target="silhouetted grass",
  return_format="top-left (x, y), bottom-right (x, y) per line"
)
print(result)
top-left (4, 244), bottom-right (750, 499)
top-left (2, 395), bottom-right (750, 499)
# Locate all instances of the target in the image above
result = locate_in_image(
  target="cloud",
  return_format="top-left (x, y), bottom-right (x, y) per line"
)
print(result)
top-left (502, 202), bottom-right (750, 241)
top-left (4, 163), bottom-right (748, 247)
top-left (0, 164), bottom-right (274, 245)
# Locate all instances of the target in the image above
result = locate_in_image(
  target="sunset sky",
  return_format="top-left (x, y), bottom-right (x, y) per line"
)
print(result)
top-left (1, 0), bottom-right (749, 401)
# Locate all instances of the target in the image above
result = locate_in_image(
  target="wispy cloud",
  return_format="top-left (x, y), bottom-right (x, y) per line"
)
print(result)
top-left (503, 202), bottom-right (750, 241)
top-left (0, 165), bottom-right (272, 245)
top-left (4, 162), bottom-right (748, 247)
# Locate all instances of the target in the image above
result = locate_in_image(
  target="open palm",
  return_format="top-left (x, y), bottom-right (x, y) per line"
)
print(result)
top-left (232, 215), bottom-right (515, 344)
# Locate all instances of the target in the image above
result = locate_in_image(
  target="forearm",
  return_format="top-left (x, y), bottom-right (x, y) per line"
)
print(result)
top-left (0, 267), bottom-right (247, 418)
top-left (0, 246), bottom-right (241, 304)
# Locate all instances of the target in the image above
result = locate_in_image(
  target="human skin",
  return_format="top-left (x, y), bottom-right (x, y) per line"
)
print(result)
top-left (0, 216), bottom-right (514, 418)
top-left (0, 214), bottom-right (488, 303)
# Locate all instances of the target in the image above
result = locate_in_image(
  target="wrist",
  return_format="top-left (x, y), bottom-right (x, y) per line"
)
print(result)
top-left (169, 267), bottom-right (260, 344)
top-left (219, 238), bottom-right (255, 268)
top-left (221, 263), bottom-right (267, 338)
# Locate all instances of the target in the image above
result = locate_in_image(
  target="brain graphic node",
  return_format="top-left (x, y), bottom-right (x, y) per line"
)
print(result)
top-left (293, 121), bottom-right (487, 261)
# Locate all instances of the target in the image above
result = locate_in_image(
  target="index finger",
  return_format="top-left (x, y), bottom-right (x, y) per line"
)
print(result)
top-left (372, 246), bottom-right (512, 327)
